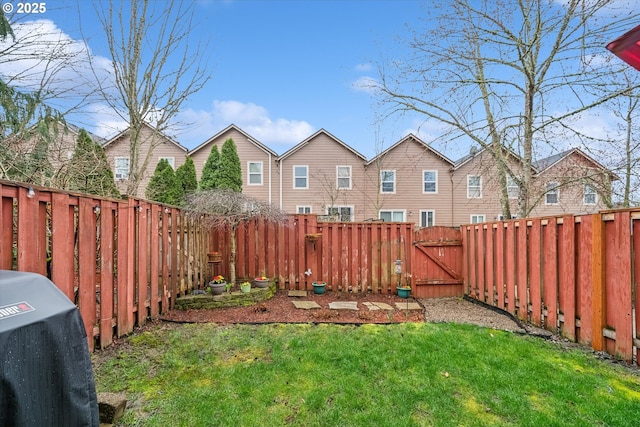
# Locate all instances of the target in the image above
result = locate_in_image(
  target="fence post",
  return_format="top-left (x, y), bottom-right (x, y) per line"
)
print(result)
top-left (591, 213), bottom-right (605, 352)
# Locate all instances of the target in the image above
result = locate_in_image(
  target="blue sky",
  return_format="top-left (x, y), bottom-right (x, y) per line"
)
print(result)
top-left (2, 0), bottom-right (637, 165)
top-left (3, 0), bottom-right (430, 159)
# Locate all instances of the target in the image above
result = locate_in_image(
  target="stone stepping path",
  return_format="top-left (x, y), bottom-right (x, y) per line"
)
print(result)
top-left (362, 302), bottom-right (394, 311)
top-left (328, 301), bottom-right (359, 310)
top-left (290, 300), bottom-right (422, 311)
top-left (292, 301), bottom-right (321, 309)
top-left (288, 290), bottom-right (308, 297)
top-left (394, 302), bottom-right (422, 310)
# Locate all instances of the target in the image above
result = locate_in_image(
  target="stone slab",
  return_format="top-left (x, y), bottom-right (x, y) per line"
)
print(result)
top-left (329, 301), bottom-right (359, 310)
top-left (363, 302), bottom-right (394, 311)
top-left (395, 302), bottom-right (422, 310)
top-left (292, 301), bottom-right (321, 309)
top-left (288, 290), bottom-right (307, 297)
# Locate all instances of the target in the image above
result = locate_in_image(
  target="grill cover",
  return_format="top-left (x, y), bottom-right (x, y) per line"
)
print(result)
top-left (0, 270), bottom-right (99, 427)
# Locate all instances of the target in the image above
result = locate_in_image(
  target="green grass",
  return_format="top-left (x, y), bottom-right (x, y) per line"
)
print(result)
top-left (93, 322), bottom-right (640, 427)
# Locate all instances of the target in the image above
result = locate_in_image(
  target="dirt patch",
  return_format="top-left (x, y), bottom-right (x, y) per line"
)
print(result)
top-left (161, 290), bottom-right (424, 324)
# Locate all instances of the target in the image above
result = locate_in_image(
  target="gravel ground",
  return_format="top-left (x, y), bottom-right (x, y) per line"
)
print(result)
top-left (420, 296), bottom-right (525, 332)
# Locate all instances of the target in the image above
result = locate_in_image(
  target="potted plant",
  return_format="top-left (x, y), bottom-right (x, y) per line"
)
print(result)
top-left (253, 276), bottom-right (270, 288)
top-left (397, 284), bottom-right (411, 299)
top-left (312, 281), bottom-right (326, 294)
top-left (208, 275), bottom-right (226, 295)
top-left (240, 281), bottom-right (251, 293)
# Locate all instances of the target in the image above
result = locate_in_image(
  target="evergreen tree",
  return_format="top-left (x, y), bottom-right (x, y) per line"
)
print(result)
top-left (146, 159), bottom-right (181, 205)
top-left (199, 144), bottom-right (220, 190)
top-left (69, 129), bottom-right (120, 198)
top-left (175, 156), bottom-right (197, 202)
top-left (217, 138), bottom-right (242, 192)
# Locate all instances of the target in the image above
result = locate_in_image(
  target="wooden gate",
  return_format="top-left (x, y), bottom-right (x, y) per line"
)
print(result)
top-left (412, 226), bottom-right (463, 298)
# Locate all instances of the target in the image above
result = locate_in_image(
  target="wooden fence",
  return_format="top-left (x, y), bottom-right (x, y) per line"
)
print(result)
top-left (209, 217), bottom-right (464, 298)
top-left (211, 215), bottom-right (414, 294)
top-left (462, 210), bottom-right (640, 366)
top-left (0, 180), bottom-right (210, 351)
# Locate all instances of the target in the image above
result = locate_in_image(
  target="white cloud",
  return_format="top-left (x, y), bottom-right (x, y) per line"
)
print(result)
top-left (351, 76), bottom-right (380, 94)
top-left (174, 100), bottom-right (315, 149)
top-left (354, 63), bottom-right (373, 72)
top-left (0, 19), bottom-right (108, 99)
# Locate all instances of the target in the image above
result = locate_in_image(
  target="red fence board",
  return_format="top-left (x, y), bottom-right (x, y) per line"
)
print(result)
top-left (604, 212), bottom-right (633, 360)
top-left (463, 210), bottom-right (639, 366)
top-left (528, 221), bottom-right (542, 325)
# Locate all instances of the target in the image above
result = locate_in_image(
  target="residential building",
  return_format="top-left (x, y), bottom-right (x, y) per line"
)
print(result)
top-left (103, 122), bottom-right (188, 197)
top-left (530, 148), bottom-right (615, 217)
top-left (277, 129), bottom-right (367, 220)
top-left (363, 134), bottom-right (455, 226)
top-left (97, 123), bottom-right (614, 225)
top-left (189, 124), bottom-right (280, 205)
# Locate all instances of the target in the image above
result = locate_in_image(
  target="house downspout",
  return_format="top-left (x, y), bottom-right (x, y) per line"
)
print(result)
top-left (450, 168), bottom-right (455, 226)
top-left (268, 153), bottom-right (272, 204)
top-left (279, 158), bottom-right (283, 209)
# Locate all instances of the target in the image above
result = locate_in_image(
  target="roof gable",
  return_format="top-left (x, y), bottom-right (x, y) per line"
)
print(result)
top-left (366, 134), bottom-right (454, 167)
top-left (278, 128), bottom-right (366, 162)
top-left (453, 143), bottom-right (526, 170)
top-left (102, 122), bottom-right (188, 152)
top-left (188, 124), bottom-right (278, 157)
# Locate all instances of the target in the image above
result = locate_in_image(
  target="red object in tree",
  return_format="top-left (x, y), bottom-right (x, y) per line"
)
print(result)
top-left (607, 25), bottom-right (640, 71)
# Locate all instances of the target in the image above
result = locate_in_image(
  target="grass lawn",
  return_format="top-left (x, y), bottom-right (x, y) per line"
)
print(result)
top-left (93, 322), bottom-right (640, 427)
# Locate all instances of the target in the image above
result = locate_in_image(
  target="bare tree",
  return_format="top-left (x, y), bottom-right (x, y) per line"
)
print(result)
top-left (586, 68), bottom-right (640, 207)
top-left (375, 0), bottom-right (640, 217)
top-left (94, 0), bottom-right (210, 196)
top-left (185, 189), bottom-right (289, 286)
top-left (0, 10), bottom-right (87, 185)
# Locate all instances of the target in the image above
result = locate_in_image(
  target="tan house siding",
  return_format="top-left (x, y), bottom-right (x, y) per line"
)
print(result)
top-left (451, 149), bottom-right (524, 225)
top-left (363, 135), bottom-right (455, 226)
top-left (103, 123), bottom-right (188, 198)
top-left (278, 130), bottom-right (367, 220)
top-left (529, 150), bottom-right (612, 217)
top-left (189, 125), bottom-right (280, 205)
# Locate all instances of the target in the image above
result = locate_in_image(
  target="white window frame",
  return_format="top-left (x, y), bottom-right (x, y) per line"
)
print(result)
top-left (293, 165), bottom-right (308, 189)
top-left (159, 156), bottom-right (175, 169)
top-left (379, 210), bottom-right (406, 222)
top-left (583, 184), bottom-right (597, 205)
top-left (380, 170), bottom-right (395, 194)
top-left (545, 182), bottom-right (559, 205)
top-left (470, 214), bottom-right (485, 224)
top-left (419, 210), bottom-right (435, 227)
top-left (467, 175), bottom-right (482, 198)
top-left (336, 165), bottom-right (352, 190)
top-left (327, 205), bottom-right (354, 222)
top-left (507, 176), bottom-right (519, 199)
top-left (248, 161), bottom-right (263, 186)
top-left (422, 170), bottom-right (438, 194)
top-left (296, 206), bottom-right (312, 214)
top-left (114, 156), bottom-right (130, 180)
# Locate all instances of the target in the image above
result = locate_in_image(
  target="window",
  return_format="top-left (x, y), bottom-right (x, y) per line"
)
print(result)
top-left (420, 210), bottom-right (435, 227)
top-left (115, 157), bottom-right (130, 180)
top-left (584, 185), bottom-right (597, 205)
top-left (293, 165), bottom-right (308, 189)
top-left (381, 170), bottom-right (395, 193)
top-left (297, 206), bottom-right (312, 214)
top-left (423, 170), bottom-right (437, 193)
top-left (248, 162), bottom-right (263, 185)
top-left (470, 214), bottom-right (485, 224)
top-left (545, 182), bottom-right (559, 205)
top-left (507, 176), bottom-right (519, 199)
top-left (379, 210), bottom-right (405, 222)
top-left (327, 206), bottom-right (353, 222)
top-left (336, 166), bottom-right (351, 189)
top-left (467, 175), bottom-right (482, 198)
top-left (159, 157), bottom-right (175, 169)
